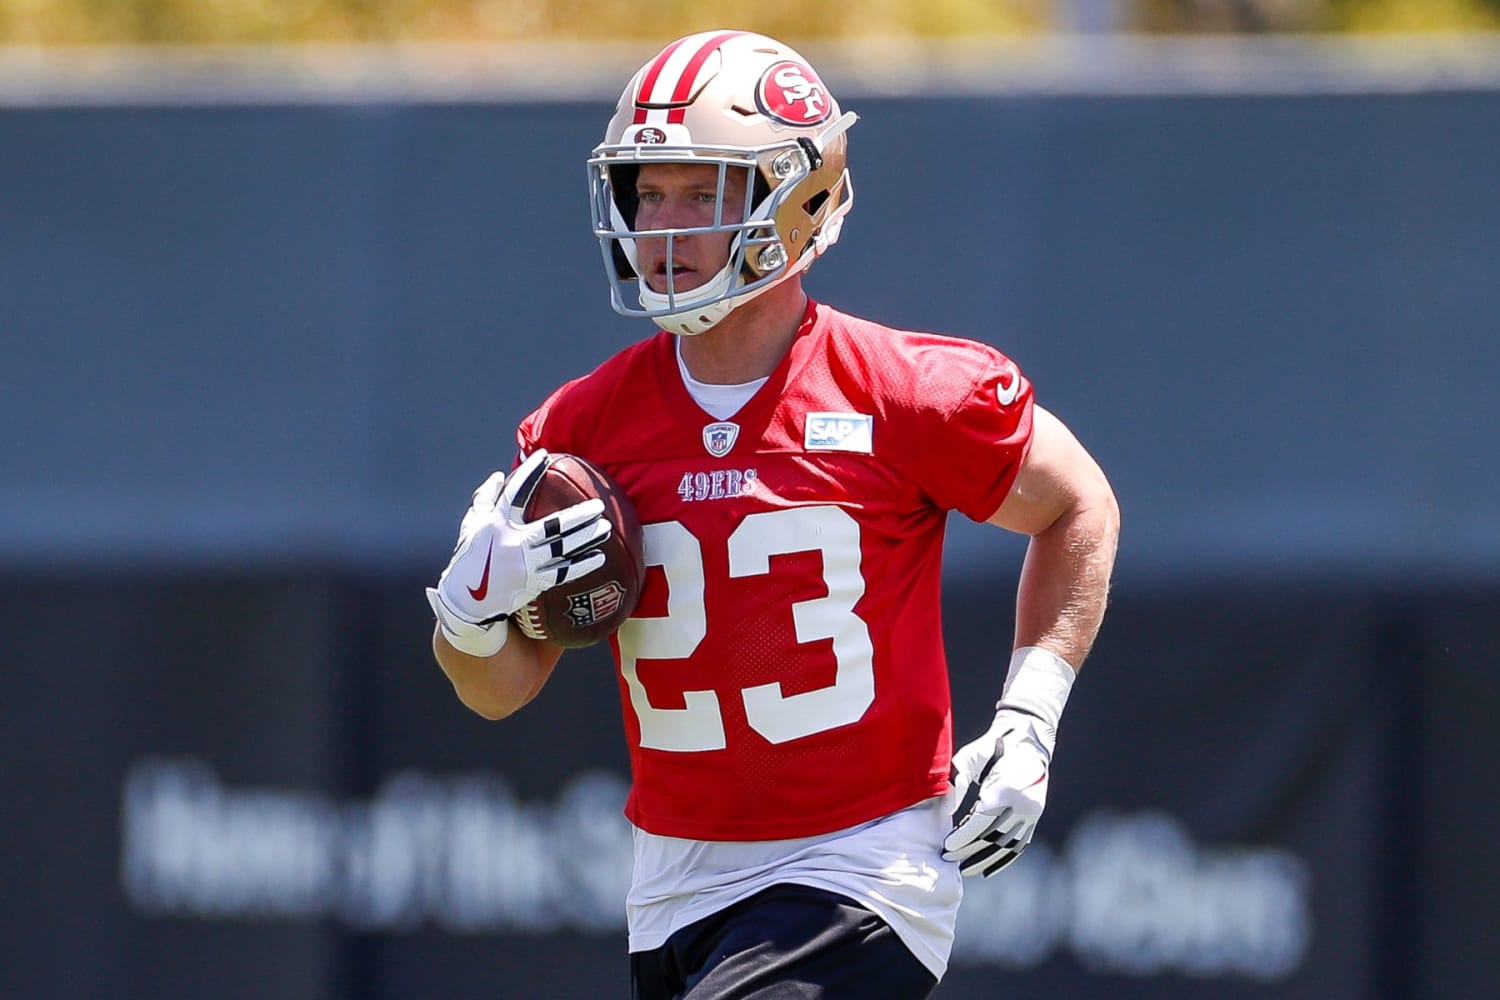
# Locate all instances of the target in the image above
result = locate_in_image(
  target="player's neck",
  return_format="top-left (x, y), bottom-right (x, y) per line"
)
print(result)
top-left (675, 281), bottom-right (807, 385)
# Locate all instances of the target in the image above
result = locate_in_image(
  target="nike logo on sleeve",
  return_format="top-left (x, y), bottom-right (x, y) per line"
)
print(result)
top-left (996, 369), bottom-right (1022, 407)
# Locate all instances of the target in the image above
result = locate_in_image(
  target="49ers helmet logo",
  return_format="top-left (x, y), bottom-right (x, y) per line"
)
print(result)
top-left (633, 126), bottom-right (668, 144)
top-left (755, 60), bottom-right (832, 126)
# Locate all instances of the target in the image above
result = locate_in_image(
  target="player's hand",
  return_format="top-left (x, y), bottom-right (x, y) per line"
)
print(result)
top-left (426, 449), bottom-right (612, 657)
top-left (943, 707), bottom-right (1054, 877)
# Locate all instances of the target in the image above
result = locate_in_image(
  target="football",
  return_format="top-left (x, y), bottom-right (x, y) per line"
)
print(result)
top-left (513, 453), bottom-right (646, 648)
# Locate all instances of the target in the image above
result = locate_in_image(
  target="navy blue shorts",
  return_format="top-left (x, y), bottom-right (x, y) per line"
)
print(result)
top-left (630, 883), bottom-right (938, 1000)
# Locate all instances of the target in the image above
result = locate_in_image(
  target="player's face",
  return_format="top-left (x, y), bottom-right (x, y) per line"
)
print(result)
top-left (633, 162), bottom-right (748, 295)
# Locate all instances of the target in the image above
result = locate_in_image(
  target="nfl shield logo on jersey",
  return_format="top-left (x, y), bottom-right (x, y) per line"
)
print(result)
top-left (702, 421), bottom-right (740, 458)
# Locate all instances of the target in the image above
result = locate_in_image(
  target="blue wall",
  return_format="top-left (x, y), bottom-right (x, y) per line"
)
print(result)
top-left (6, 90), bottom-right (1498, 583)
top-left (3, 84), bottom-right (1499, 999)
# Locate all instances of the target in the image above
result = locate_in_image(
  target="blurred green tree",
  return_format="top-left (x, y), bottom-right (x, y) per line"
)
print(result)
top-left (1, 0), bottom-right (1495, 44)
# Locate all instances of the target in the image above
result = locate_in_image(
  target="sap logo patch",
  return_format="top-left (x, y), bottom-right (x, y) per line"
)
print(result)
top-left (804, 412), bottom-right (873, 453)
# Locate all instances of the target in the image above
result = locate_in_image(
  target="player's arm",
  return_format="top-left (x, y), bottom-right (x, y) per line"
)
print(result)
top-left (946, 404), bottom-right (1119, 877)
top-left (987, 403), bottom-right (1120, 669)
top-left (433, 627), bottom-right (565, 720)
top-left (426, 449), bottom-right (611, 720)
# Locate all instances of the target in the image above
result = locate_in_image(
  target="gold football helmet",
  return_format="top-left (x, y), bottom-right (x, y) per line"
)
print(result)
top-left (588, 30), bottom-right (857, 335)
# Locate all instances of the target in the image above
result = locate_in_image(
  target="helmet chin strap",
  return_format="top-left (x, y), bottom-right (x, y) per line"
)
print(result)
top-left (639, 230), bottom-right (825, 336)
top-left (637, 258), bottom-right (740, 336)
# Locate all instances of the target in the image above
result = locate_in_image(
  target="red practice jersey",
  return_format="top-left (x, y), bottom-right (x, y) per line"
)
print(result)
top-left (517, 301), bottom-right (1033, 841)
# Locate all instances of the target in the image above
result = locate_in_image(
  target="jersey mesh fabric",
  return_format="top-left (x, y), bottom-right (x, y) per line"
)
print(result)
top-left (517, 299), bottom-right (1033, 841)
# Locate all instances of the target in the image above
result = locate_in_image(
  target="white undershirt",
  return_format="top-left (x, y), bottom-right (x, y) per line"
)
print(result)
top-left (632, 344), bottom-right (965, 979)
top-left (627, 797), bottom-right (963, 980)
top-left (676, 339), bottom-right (767, 420)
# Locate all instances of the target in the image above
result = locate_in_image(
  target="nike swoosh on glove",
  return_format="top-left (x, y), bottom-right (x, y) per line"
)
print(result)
top-left (427, 449), bottom-right (611, 657)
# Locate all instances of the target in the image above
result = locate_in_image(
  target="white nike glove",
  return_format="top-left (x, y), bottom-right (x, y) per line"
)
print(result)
top-left (426, 449), bottom-right (611, 657)
top-left (944, 646), bottom-right (1076, 877)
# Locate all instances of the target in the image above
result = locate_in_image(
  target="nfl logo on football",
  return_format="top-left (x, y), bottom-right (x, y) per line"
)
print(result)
top-left (567, 581), bottom-right (626, 628)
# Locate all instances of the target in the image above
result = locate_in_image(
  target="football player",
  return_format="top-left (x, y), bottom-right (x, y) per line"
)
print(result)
top-left (428, 30), bottom-right (1120, 999)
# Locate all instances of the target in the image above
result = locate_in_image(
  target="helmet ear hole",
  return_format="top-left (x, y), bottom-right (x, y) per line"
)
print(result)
top-left (611, 242), bottom-right (637, 280)
top-left (751, 170), bottom-right (773, 212)
top-left (609, 163), bottom-right (641, 226)
top-left (804, 190), bottom-right (829, 216)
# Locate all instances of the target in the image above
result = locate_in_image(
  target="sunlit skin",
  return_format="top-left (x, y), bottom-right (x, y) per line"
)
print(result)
top-left (633, 161), bottom-right (747, 296)
top-left (633, 160), bottom-right (808, 386)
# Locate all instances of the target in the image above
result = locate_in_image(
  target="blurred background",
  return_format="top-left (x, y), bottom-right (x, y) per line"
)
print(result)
top-left (3, 2), bottom-right (1498, 998)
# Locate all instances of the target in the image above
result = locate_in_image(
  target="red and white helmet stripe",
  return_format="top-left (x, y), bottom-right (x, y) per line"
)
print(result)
top-left (631, 29), bottom-right (747, 126)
